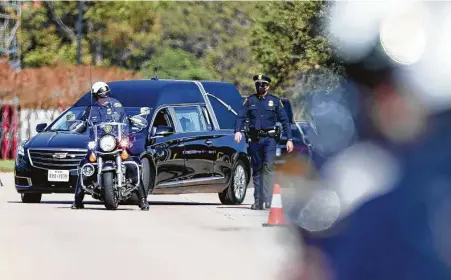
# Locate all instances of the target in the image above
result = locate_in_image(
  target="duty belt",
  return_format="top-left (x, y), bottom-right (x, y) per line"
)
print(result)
top-left (248, 128), bottom-right (279, 141)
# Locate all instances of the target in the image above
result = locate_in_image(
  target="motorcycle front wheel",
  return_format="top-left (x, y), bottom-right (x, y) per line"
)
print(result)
top-left (102, 171), bottom-right (119, 210)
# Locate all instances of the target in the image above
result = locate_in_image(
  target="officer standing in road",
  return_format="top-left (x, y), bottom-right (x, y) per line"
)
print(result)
top-left (235, 74), bottom-right (294, 210)
top-left (71, 81), bottom-right (149, 211)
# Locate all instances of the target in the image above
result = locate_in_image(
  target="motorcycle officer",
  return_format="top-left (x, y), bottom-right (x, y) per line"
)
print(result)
top-left (71, 81), bottom-right (149, 211)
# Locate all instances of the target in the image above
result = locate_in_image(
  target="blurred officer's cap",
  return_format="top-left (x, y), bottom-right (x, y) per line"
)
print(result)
top-left (326, 1), bottom-right (451, 114)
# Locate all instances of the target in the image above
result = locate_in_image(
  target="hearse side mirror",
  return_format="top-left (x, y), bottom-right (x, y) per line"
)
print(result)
top-left (36, 123), bottom-right (47, 133)
top-left (152, 125), bottom-right (174, 138)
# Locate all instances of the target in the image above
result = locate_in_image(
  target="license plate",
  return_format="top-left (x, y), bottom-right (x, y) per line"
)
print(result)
top-left (48, 170), bottom-right (70, 182)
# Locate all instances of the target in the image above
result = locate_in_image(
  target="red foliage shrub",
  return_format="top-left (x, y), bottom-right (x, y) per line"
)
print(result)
top-left (0, 58), bottom-right (142, 109)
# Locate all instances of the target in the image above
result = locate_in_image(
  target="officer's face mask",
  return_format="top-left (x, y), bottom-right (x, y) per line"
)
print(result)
top-left (255, 82), bottom-right (268, 95)
top-left (97, 91), bottom-right (108, 98)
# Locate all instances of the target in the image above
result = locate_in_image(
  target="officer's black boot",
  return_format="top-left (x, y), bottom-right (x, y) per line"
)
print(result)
top-left (128, 165), bottom-right (149, 211)
top-left (251, 201), bottom-right (264, 210)
top-left (139, 198), bottom-right (149, 211)
top-left (136, 184), bottom-right (149, 211)
top-left (71, 192), bottom-right (84, 209)
top-left (71, 180), bottom-right (85, 209)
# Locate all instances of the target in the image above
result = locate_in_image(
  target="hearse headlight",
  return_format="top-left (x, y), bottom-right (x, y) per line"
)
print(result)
top-left (99, 135), bottom-right (116, 152)
top-left (16, 140), bottom-right (27, 157)
top-left (87, 141), bottom-right (96, 150)
top-left (17, 144), bottom-right (25, 156)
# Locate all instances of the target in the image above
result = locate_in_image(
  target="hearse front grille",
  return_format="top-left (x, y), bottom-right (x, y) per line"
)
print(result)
top-left (28, 148), bottom-right (87, 170)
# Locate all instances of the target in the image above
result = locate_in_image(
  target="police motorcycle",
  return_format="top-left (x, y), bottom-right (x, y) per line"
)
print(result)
top-left (70, 109), bottom-right (148, 210)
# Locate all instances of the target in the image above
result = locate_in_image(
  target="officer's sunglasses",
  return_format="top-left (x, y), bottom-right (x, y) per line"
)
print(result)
top-left (255, 82), bottom-right (269, 88)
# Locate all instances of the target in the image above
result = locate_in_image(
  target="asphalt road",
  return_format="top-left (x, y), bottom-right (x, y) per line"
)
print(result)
top-left (0, 173), bottom-right (302, 280)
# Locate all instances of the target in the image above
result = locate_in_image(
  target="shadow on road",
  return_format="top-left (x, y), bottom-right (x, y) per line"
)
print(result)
top-left (216, 206), bottom-right (253, 209)
top-left (56, 206), bottom-right (135, 211)
top-left (7, 200), bottom-right (222, 206)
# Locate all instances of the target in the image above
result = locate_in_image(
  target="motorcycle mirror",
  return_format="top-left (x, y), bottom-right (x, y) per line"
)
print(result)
top-left (140, 107), bottom-right (150, 115)
top-left (69, 120), bottom-right (86, 133)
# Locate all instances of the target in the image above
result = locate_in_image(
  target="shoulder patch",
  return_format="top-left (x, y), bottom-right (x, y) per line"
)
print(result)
top-left (114, 102), bottom-right (122, 108)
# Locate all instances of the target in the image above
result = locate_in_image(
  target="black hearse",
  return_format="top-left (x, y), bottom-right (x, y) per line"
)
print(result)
top-left (15, 79), bottom-right (251, 205)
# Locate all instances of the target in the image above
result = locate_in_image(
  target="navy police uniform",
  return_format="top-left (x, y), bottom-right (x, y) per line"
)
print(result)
top-left (72, 97), bottom-right (147, 209)
top-left (82, 97), bottom-right (127, 124)
top-left (235, 74), bottom-right (292, 210)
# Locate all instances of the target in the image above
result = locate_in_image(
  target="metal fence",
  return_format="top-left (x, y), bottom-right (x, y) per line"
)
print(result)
top-left (19, 109), bottom-right (62, 141)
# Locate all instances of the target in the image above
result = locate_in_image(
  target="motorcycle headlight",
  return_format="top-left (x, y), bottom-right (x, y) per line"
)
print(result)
top-left (119, 138), bottom-right (129, 148)
top-left (99, 135), bottom-right (116, 152)
top-left (87, 141), bottom-right (96, 150)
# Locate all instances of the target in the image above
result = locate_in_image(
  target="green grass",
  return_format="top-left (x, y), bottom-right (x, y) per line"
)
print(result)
top-left (0, 160), bottom-right (15, 172)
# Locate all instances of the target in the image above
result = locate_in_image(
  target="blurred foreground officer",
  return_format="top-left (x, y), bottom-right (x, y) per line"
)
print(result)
top-left (288, 2), bottom-right (451, 280)
top-left (235, 74), bottom-right (293, 210)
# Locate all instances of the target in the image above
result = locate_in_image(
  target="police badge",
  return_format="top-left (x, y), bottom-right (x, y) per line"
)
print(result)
top-left (107, 108), bottom-right (112, 115)
top-left (268, 100), bottom-right (274, 107)
top-left (103, 125), bottom-right (113, 133)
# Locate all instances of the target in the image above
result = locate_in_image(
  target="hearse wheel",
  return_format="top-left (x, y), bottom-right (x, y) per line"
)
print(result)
top-left (122, 157), bottom-right (152, 205)
top-left (21, 193), bottom-right (42, 203)
top-left (218, 160), bottom-right (248, 205)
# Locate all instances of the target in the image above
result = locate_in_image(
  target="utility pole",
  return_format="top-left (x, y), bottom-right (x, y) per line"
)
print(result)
top-left (76, 0), bottom-right (83, 64)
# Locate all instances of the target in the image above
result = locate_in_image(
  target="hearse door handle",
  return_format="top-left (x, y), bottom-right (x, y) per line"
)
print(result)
top-left (205, 139), bottom-right (212, 145)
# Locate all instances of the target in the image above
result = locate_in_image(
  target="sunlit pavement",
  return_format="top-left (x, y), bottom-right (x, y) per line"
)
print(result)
top-left (0, 173), bottom-right (302, 280)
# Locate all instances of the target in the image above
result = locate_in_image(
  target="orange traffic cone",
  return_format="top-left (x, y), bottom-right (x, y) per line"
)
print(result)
top-left (262, 183), bottom-right (286, 227)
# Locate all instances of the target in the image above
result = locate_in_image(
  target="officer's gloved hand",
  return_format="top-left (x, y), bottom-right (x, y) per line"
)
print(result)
top-left (234, 132), bottom-right (242, 143)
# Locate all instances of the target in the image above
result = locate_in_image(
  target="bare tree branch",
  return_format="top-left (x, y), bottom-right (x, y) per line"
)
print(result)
top-left (45, 1), bottom-right (76, 42)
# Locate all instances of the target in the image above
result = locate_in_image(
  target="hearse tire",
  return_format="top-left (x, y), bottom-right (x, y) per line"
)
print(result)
top-left (102, 171), bottom-right (118, 210)
top-left (21, 193), bottom-right (42, 203)
top-left (218, 190), bottom-right (231, 205)
top-left (218, 160), bottom-right (248, 205)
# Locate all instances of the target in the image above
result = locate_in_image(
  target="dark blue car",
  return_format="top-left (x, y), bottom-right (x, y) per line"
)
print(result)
top-left (274, 98), bottom-right (312, 165)
top-left (15, 79), bottom-right (251, 205)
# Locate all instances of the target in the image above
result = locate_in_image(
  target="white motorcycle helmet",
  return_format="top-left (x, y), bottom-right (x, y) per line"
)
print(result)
top-left (91, 81), bottom-right (111, 98)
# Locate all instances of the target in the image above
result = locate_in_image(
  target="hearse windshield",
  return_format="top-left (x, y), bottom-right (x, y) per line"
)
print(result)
top-left (47, 106), bottom-right (149, 132)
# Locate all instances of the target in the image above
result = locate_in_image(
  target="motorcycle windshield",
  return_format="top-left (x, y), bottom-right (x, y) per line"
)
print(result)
top-left (92, 123), bottom-right (127, 142)
top-left (85, 104), bottom-right (129, 141)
